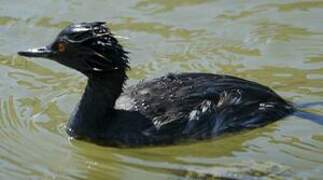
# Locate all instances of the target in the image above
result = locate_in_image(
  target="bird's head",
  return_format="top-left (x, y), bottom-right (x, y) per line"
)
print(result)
top-left (18, 22), bottom-right (129, 75)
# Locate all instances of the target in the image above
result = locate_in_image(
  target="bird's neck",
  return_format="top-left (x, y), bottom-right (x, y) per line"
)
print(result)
top-left (66, 71), bottom-right (127, 139)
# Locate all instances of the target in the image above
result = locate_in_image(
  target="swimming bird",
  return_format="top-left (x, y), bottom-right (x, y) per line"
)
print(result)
top-left (18, 22), bottom-right (295, 147)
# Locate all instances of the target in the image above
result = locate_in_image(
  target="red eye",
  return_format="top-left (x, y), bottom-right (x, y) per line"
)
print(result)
top-left (58, 43), bottom-right (65, 52)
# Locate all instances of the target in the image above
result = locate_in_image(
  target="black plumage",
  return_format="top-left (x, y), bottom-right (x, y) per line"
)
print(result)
top-left (18, 22), bottom-right (294, 147)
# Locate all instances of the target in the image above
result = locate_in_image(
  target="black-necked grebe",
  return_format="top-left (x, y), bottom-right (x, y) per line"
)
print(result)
top-left (18, 22), bottom-right (295, 147)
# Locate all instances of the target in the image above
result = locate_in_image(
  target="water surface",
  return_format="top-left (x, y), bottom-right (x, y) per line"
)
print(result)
top-left (1, 0), bottom-right (323, 179)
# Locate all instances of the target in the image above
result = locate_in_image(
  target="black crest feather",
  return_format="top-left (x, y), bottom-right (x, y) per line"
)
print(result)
top-left (58, 22), bottom-right (129, 71)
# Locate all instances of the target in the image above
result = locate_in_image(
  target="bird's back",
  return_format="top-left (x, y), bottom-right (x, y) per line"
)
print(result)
top-left (115, 73), bottom-right (294, 142)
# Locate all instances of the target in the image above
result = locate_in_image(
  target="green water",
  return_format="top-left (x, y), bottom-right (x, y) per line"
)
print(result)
top-left (1, 0), bottom-right (323, 179)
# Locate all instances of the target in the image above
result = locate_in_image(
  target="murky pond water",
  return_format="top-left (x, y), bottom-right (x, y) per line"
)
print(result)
top-left (1, 0), bottom-right (323, 179)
